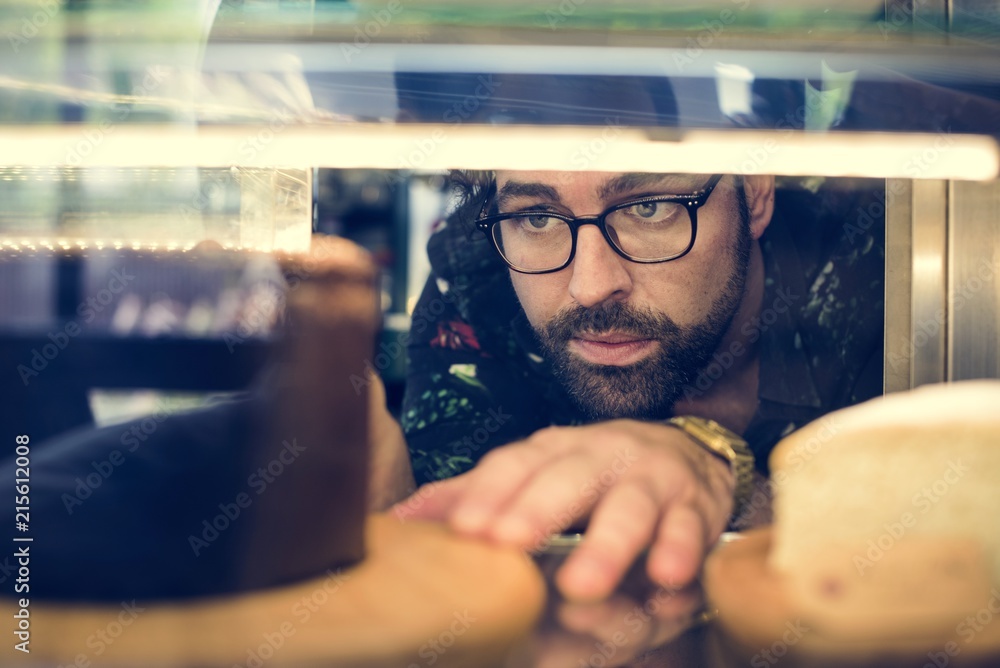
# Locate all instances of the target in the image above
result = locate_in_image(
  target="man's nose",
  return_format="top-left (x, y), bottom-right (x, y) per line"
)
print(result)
top-left (567, 224), bottom-right (633, 308)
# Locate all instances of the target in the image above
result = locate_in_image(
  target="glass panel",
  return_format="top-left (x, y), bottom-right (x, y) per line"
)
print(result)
top-left (0, 166), bottom-right (311, 252)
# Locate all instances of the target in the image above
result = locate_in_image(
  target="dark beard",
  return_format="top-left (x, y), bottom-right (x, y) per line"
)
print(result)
top-left (534, 204), bottom-right (752, 421)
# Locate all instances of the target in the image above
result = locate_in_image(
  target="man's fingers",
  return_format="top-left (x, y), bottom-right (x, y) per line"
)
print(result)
top-left (448, 442), bottom-right (560, 536)
top-left (484, 452), bottom-right (601, 546)
top-left (390, 475), bottom-right (471, 522)
top-left (555, 479), bottom-right (661, 602)
top-left (399, 422), bottom-right (724, 603)
top-left (646, 503), bottom-right (707, 588)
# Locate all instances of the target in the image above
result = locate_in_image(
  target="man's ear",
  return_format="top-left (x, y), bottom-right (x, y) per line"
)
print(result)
top-left (743, 175), bottom-right (775, 241)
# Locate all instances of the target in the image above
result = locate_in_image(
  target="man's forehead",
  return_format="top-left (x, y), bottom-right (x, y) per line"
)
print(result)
top-left (494, 171), bottom-right (708, 201)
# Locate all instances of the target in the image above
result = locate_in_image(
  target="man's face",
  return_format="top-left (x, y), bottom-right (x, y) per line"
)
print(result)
top-left (496, 170), bottom-right (754, 420)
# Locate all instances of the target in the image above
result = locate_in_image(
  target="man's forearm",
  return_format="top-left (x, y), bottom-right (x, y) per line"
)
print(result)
top-left (367, 373), bottom-right (416, 511)
top-left (369, 446), bottom-right (416, 511)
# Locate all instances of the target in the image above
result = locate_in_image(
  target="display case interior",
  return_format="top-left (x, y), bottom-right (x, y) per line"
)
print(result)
top-left (0, 4), bottom-right (1000, 666)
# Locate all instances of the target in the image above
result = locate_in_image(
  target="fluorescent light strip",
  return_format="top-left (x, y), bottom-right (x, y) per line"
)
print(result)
top-left (191, 43), bottom-right (1000, 83)
top-left (1, 125), bottom-right (996, 180)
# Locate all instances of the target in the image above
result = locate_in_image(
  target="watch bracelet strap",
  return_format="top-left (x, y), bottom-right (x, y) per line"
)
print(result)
top-left (666, 416), bottom-right (756, 522)
top-left (729, 450), bottom-right (756, 522)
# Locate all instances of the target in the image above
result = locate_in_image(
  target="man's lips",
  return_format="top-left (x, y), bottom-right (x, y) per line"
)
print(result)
top-left (568, 332), bottom-right (657, 366)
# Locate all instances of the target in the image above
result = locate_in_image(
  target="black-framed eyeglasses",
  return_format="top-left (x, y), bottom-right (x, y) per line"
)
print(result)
top-left (476, 174), bottom-right (724, 274)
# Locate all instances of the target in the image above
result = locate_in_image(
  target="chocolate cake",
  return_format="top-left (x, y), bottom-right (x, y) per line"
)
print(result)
top-left (234, 236), bottom-right (379, 590)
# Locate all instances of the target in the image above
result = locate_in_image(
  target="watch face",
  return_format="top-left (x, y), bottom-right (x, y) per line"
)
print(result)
top-left (683, 417), bottom-right (739, 444)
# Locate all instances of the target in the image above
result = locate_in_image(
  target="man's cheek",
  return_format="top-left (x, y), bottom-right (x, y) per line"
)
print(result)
top-left (510, 272), bottom-right (562, 331)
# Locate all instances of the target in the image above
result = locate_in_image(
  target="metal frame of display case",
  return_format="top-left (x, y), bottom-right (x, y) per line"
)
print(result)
top-left (882, 0), bottom-right (1000, 391)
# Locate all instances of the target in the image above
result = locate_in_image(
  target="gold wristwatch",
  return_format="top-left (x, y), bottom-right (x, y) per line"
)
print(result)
top-left (667, 416), bottom-right (755, 521)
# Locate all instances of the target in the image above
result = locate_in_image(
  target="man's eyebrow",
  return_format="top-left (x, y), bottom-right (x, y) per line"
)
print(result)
top-left (495, 181), bottom-right (561, 210)
top-left (597, 173), bottom-right (691, 200)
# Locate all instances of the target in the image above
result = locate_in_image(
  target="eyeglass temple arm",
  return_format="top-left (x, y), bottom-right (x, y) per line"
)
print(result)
top-left (467, 180), bottom-right (498, 241)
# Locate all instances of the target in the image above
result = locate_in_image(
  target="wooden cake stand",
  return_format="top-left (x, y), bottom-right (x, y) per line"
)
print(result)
top-left (1, 514), bottom-right (546, 667)
top-left (705, 528), bottom-right (1000, 666)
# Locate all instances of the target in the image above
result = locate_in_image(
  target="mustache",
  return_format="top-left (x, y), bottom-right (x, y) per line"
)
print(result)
top-left (542, 301), bottom-right (681, 344)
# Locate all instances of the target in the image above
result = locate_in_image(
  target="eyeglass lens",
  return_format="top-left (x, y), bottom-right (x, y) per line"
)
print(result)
top-left (492, 199), bottom-right (692, 271)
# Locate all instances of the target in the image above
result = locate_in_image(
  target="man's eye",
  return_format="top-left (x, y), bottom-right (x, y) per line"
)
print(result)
top-left (636, 202), bottom-right (658, 218)
top-left (622, 201), bottom-right (681, 222)
top-left (511, 214), bottom-right (561, 230)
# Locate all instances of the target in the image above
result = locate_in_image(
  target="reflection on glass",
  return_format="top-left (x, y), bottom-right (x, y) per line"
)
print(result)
top-left (0, 166), bottom-right (311, 252)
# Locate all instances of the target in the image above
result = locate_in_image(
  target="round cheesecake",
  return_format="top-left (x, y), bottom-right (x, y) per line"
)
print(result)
top-left (706, 380), bottom-right (1000, 656)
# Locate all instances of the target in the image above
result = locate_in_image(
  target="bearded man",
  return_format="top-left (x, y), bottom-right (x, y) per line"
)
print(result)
top-left (397, 167), bottom-right (884, 602)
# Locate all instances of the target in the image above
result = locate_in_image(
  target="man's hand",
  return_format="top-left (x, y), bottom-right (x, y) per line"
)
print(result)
top-left (396, 420), bottom-right (735, 601)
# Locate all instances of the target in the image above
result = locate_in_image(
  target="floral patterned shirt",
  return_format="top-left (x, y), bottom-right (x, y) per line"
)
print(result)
top-left (401, 180), bottom-right (886, 486)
